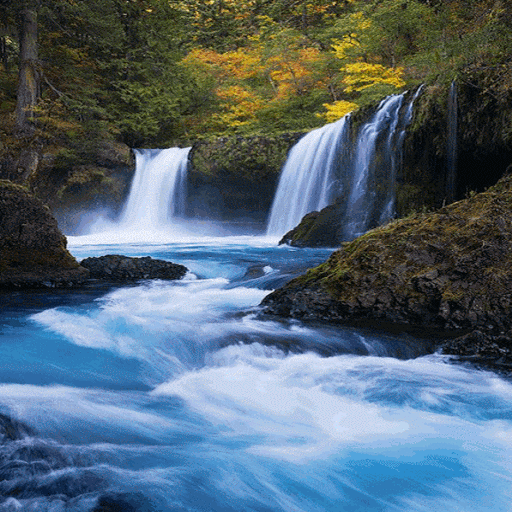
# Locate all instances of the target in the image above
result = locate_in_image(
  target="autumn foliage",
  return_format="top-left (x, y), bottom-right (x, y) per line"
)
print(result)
top-left (1, 0), bottom-right (511, 143)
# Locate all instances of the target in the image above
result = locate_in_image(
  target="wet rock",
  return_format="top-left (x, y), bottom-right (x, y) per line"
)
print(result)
top-left (442, 330), bottom-right (512, 371)
top-left (0, 414), bottom-right (34, 442)
top-left (80, 255), bottom-right (188, 282)
top-left (279, 204), bottom-right (343, 247)
top-left (93, 492), bottom-right (158, 512)
top-left (261, 173), bottom-right (512, 373)
top-left (0, 180), bottom-right (88, 289)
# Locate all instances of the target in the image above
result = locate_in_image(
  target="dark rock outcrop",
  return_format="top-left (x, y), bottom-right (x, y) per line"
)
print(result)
top-left (262, 173), bottom-right (512, 370)
top-left (39, 141), bottom-right (135, 234)
top-left (81, 255), bottom-right (188, 282)
top-left (0, 180), bottom-right (88, 288)
top-left (187, 134), bottom-right (301, 223)
top-left (0, 413), bottom-right (35, 442)
top-left (279, 204), bottom-right (343, 247)
top-left (399, 73), bottom-right (512, 216)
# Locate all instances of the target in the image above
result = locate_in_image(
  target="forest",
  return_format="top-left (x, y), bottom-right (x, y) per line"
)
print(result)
top-left (1, 0), bottom-right (511, 154)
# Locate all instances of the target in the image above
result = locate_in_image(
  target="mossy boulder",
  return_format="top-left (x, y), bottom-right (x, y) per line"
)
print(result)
top-left (0, 180), bottom-right (88, 288)
top-left (187, 134), bottom-right (302, 222)
top-left (261, 172), bottom-right (512, 370)
top-left (279, 203), bottom-right (344, 247)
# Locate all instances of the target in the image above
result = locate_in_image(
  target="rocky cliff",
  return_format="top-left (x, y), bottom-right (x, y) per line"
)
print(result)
top-left (187, 134), bottom-right (301, 223)
top-left (261, 172), bottom-right (512, 370)
top-left (37, 141), bottom-right (135, 234)
top-left (281, 71), bottom-right (512, 248)
top-left (0, 180), bottom-right (88, 288)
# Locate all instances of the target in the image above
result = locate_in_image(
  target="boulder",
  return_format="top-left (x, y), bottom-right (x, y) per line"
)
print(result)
top-left (80, 255), bottom-right (188, 282)
top-left (0, 413), bottom-right (35, 442)
top-left (279, 204), bottom-right (343, 247)
top-left (0, 180), bottom-right (88, 288)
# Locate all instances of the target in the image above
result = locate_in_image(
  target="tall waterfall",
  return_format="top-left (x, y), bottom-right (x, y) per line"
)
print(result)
top-left (119, 147), bottom-right (190, 231)
top-left (266, 116), bottom-right (350, 236)
top-left (267, 90), bottom-right (421, 240)
top-left (446, 81), bottom-right (458, 203)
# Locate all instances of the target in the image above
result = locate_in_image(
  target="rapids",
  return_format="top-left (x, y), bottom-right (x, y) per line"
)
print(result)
top-left (0, 235), bottom-right (511, 511)
top-left (1, 112), bottom-right (510, 510)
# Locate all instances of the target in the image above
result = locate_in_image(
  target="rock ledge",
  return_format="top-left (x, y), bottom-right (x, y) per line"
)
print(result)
top-left (80, 255), bottom-right (188, 282)
top-left (0, 180), bottom-right (88, 289)
top-left (262, 173), bottom-right (512, 372)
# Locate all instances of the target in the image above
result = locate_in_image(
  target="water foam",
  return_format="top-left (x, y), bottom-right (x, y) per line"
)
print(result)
top-left (153, 345), bottom-right (512, 467)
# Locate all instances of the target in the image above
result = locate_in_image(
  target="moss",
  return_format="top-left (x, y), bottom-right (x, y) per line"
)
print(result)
top-left (0, 247), bottom-right (79, 273)
top-left (56, 167), bottom-right (121, 201)
top-left (190, 134), bottom-right (300, 181)
top-left (288, 173), bottom-right (512, 326)
top-left (187, 133), bottom-right (302, 221)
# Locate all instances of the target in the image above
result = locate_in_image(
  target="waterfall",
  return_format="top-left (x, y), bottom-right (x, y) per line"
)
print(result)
top-left (342, 94), bottom-right (405, 240)
top-left (379, 84), bottom-right (424, 225)
top-left (266, 116), bottom-right (350, 236)
top-left (267, 89), bottom-right (422, 241)
top-left (446, 81), bottom-right (458, 203)
top-left (119, 147), bottom-right (190, 231)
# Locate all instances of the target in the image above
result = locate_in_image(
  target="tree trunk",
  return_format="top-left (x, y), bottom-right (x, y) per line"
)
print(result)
top-left (15, 7), bottom-right (39, 137)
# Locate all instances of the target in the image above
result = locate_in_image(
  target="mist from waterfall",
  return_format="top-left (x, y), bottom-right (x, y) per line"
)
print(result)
top-left (73, 147), bottom-right (193, 244)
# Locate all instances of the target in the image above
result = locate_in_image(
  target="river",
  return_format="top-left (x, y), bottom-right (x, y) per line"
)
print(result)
top-left (0, 229), bottom-right (511, 511)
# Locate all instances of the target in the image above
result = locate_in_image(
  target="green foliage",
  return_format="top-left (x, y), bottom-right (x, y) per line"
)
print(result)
top-left (1, 0), bottom-right (512, 148)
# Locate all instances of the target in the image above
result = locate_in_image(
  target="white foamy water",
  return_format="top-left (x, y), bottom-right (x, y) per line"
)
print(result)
top-left (154, 346), bottom-right (512, 465)
top-left (31, 278), bottom-right (271, 384)
top-left (1, 139), bottom-right (511, 511)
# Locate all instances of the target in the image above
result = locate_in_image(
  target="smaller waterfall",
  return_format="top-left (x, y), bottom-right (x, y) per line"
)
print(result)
top-left (343, 94), bottom-right (404, 240)
top-left (378, 85), bottom-right (423, 225)
top-left (119, 147), bottom-right (191, 231)
top-left (446, 81), bottom-right (458, 203)
top-left (266, 116), bottom-right (350, 237)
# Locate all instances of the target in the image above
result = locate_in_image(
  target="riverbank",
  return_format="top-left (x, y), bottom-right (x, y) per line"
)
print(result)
top-left (0, 180), bottom-right (88, 289)
top-left (261, 172), bottom-right (512, 373)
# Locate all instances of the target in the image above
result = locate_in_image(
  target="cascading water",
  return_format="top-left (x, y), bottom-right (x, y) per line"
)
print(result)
top-left (3, 237), bottom-right (512, 511)
top-left (266, 90), bottom-right (421, 241)
top-left (378, 85), bottom-right (424, 225)
top-left (3, 86), bottom-right (511, 511)
top-left (119, 147), bottom-right (191, 231)
top-left (266, 116), bottom-right (350, 237)
top-left (342, 94), bottom-right (405, 240)
top-left (446, 81), bottom-right (458, 203)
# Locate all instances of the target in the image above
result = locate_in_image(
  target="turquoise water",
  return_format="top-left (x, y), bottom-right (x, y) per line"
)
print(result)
top-left (0, 236), bottom-right (511, 511)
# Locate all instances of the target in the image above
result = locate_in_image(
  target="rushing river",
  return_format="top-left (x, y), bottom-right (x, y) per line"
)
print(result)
top-left (1, 231), bottom-right (511, 512)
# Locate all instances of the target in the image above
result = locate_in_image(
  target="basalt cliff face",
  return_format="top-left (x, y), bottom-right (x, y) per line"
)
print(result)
top-left (0, 180), bottom-right (88, 288)
top-left (261, 173), bottom-right (512, 371)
